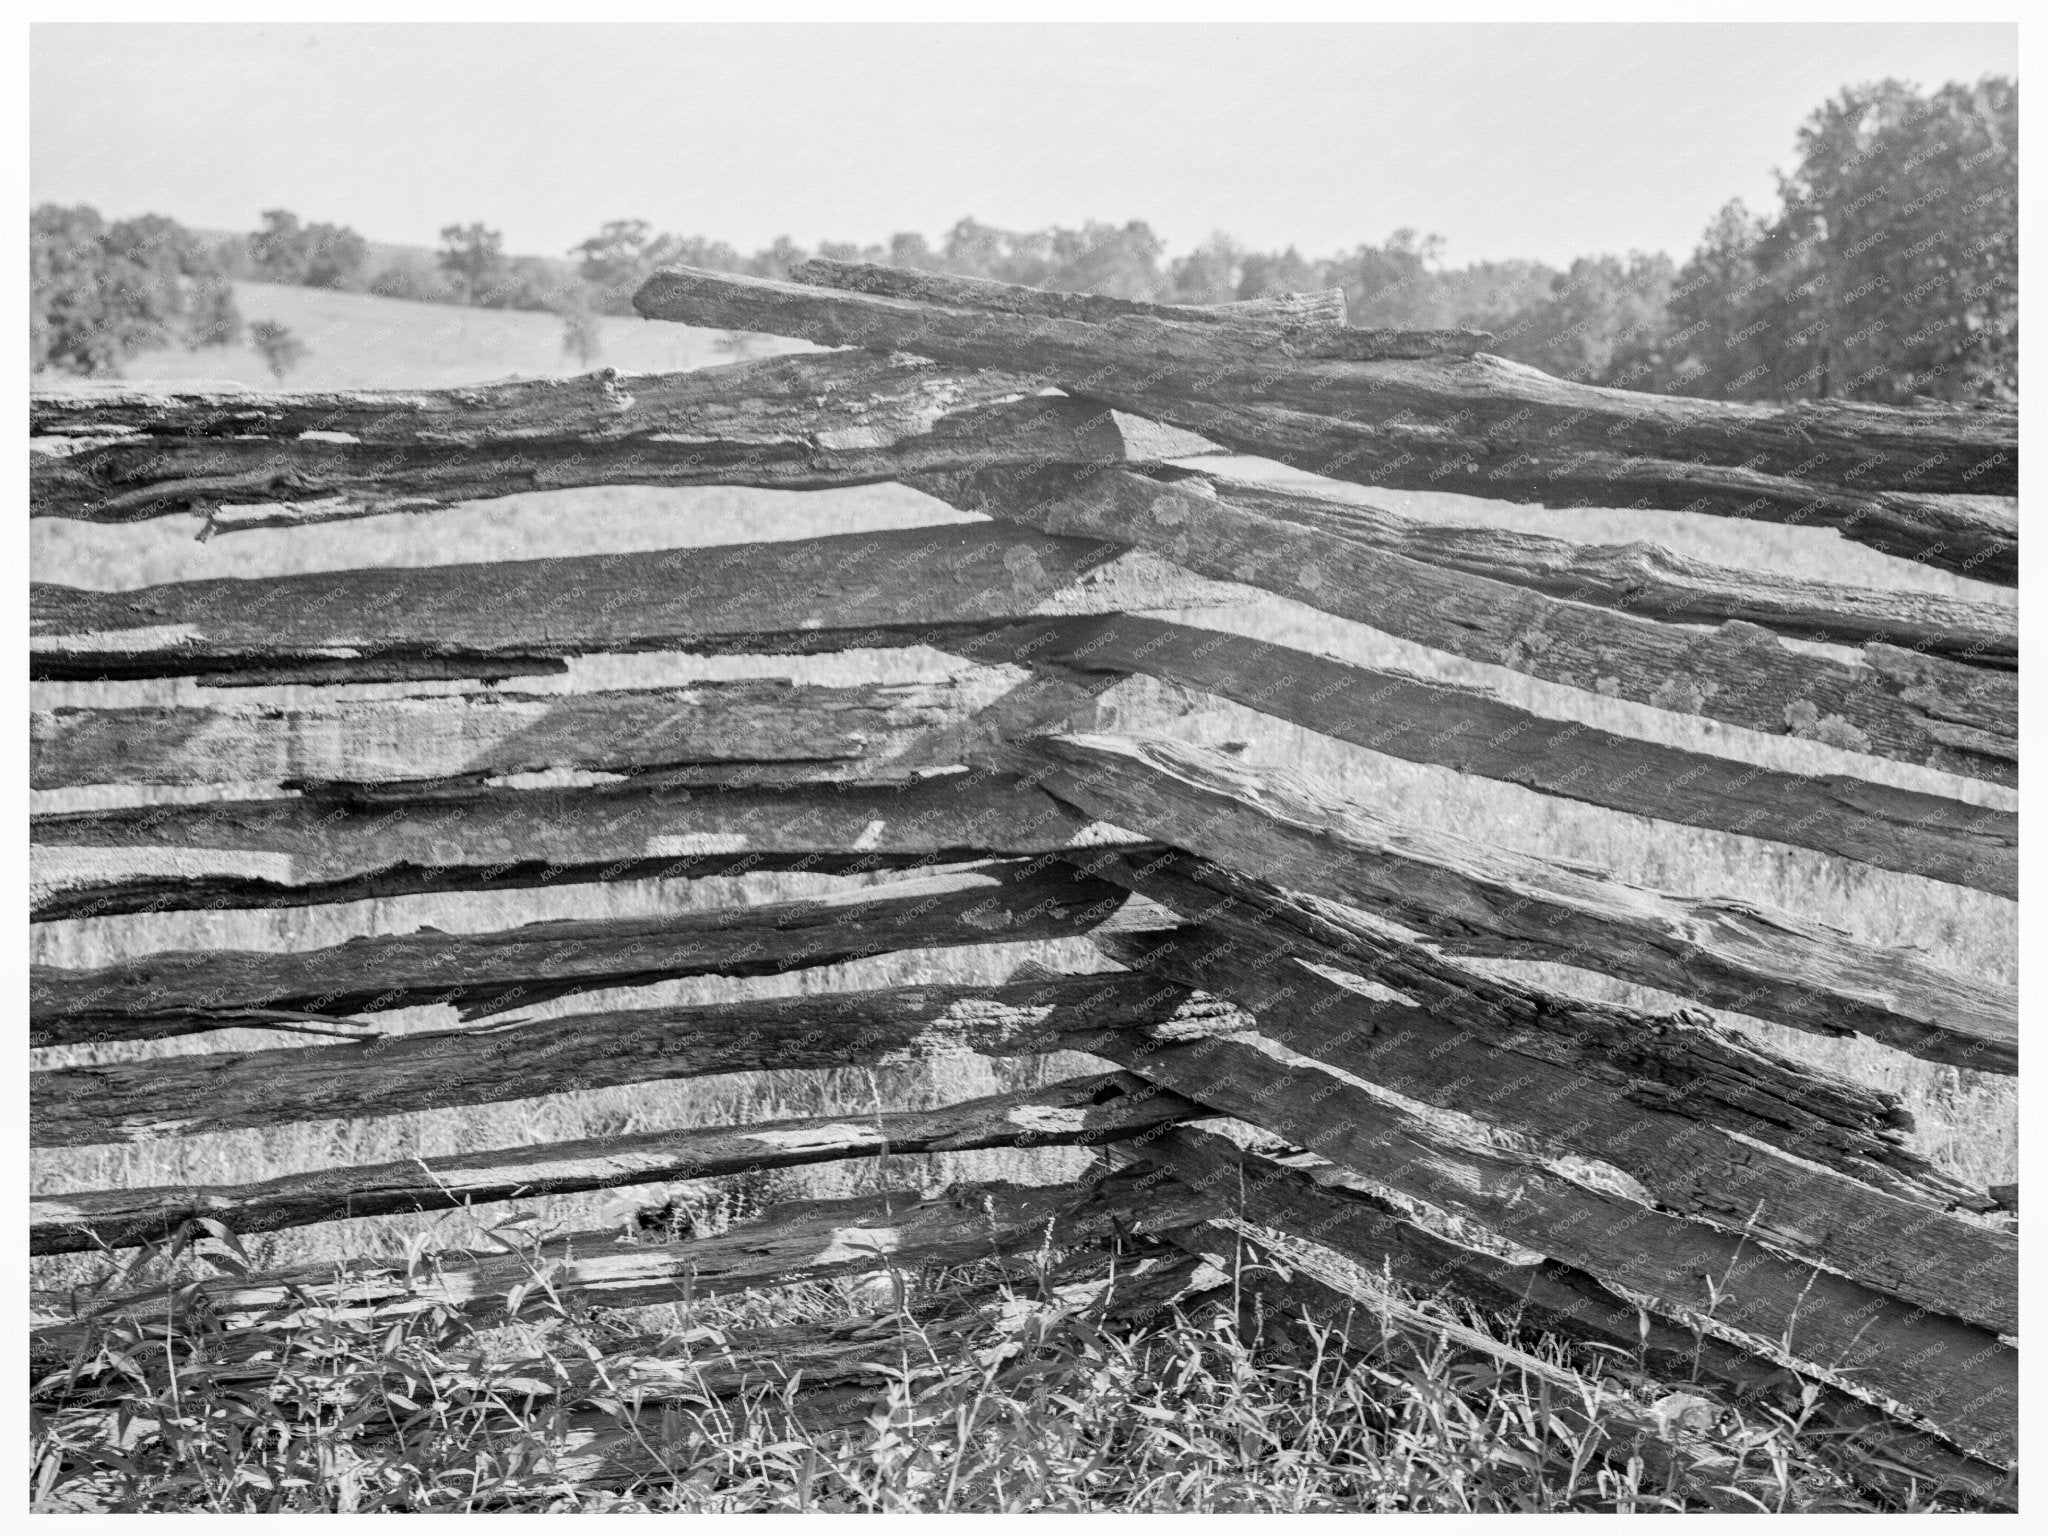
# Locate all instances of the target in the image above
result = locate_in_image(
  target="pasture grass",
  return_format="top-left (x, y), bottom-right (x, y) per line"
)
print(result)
top-left (31, 1223), bottom-right (1953, 1513)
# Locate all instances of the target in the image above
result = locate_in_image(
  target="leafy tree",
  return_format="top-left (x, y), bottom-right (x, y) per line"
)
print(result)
top-left (248, 208), bottom-right (369, 289)
top-left (1776, 77), bottom-right (2016, 402)
top-left (477, 254), bottom-right (575, 312)
top-left (32, 204), bottom-right (242, 376)
top-left (1165, 234), bottom-right (1246, 305)
top-left (748, 236), bottom-right (810, 281)
top-left (570, 221), bottom-right (749, 313)
top-left (1649, 77), bottom-right (2015, 402)
top-left (1488, 253), bottom-right (1675, 383)
top-left (888, 231), bottom-right (938, 270)
top-left (1323, 231), bottom-right (1447, 325)
top-left (572, 219), bottom-right (679, 313)
top-left (437, 222), bottom-right (507, 306)
top-left (368, 250), bottom-right (458, 304)
top-left (250, 320), bottom-right (308, 380)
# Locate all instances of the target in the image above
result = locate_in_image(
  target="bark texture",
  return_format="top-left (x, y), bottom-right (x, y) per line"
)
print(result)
top-left (951, 614), bottom-right (2017, 897)
top-left (30, 773), bottom-right (1147, 921)
top-left (1021, 731), bottom-right (2015, 1072)
top-left (924, 464), bottom-right (2015, 784)
top-left (34, 970), bottom-right (1243, 1146)
top-left (631, 261), bottom-right (2017, 581)
top-left (31, 522), bottom-right (1239, 684)
top-left (30, 1071), bottom-right (1206, 1253)
top-left (29, 860), bottom-right (1152, 1045)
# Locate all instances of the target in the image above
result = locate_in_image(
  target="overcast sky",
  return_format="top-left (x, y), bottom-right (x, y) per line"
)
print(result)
top-left (32, 23), bottom-right (2018, 269)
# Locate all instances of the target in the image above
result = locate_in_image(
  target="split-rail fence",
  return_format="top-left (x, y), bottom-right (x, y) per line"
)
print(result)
top-left (29, 259), bottom-right (2019, 1506)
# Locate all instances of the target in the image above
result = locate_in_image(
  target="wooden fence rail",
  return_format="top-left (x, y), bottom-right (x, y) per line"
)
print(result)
top-left (29, 261), bottom-right (2017, 1503)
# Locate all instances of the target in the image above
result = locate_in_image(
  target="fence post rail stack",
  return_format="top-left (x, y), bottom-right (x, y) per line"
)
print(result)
top-left (30, 259), bottom-right (2018, 1507)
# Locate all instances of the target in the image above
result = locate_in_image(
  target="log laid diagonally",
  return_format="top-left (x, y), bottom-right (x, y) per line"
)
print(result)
top-left (1090, 920), bottom-right (2014, 1336)
top-left (634, 260), bottom-right (2018, 582)
top-left (1212, 476), bottom-right (2014, 666)
top-left (1017, 732), bottom-right (2016, 1073)
top-left (1081, 852), bottom-right (1974, 1200)
top-left (925, 463), bottom-right (2016, 785)
top-left (953, 615), bottom-right (2017, 897)
top-left (1147, 1128), bottom-right (2016, 1510)
top-left (1079, 1024), bottom-right (2016, 1462)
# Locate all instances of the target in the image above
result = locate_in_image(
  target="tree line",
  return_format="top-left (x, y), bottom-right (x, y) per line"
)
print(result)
top-left (31, 77), bottom-right (2014, 404)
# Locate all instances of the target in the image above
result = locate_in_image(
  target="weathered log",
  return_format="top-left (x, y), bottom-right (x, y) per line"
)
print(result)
top-left (925, 464), bottom-right (2016, 784)
top-left (1096, 922), bottom-right (2013, 1334)
top-left (1081, 851), bottom-right (1975, 1199)
top-left (1023, 732), bottom-right (2016, 1073)
top-left (29, 674), bottom-right (1041, 793)
top-left (33, 970), bottom-right (1243, 1146)
top-left (30, 1071), bottom-right (1208, 1253)
top-left (28, 859), bottom-right (1150, 1046)
top-left (632, 261), bottom-right (2017, 581)
top-left (32, 1165), bottom-right (1223, 1351)
top-left (29, 773), bottom-right (1149, 921)
top-left (27, 352), bottom-right (1108, 524)
top-left (784, 261), bottom-right (1480, 357)
top-left (1150, 1128), bottom-right (2016, 1507)
top-left (29, 667), bottom-right (1100, 794)
top-left (30, 521), bottom-right (1241, 685)
top-left (1191, 465), bottom-right (2015, 667)
top-left (952, 614), bottom-right (2017, 898)
top-left (1083, 1026), bottom-right (2016, 1460)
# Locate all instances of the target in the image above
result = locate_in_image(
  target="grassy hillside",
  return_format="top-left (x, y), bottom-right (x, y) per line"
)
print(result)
top-left (119, 279), bottom-right (807, 392)
top-left (31, 287), bottom-right (2015, 1509)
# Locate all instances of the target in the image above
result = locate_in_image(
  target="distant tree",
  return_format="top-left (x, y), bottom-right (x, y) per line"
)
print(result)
top-left (816, 239), bottom-right (889, 265)
top-left (747, 236), bottom-right (810, 281)
top-left (250, 320), bottom-right (308, 380)
top-left (32, 204), bottom-right (243, 375)
top-left (1240, 245), bottom-right (1327, 306)
top-left (571, 221), bottom-right (751, 313)
top-left (888, 230), bottom-right (938, 270)
top-left (942, 217), bottom-right (1050, 285)
top-left (1489, 252), bottom-right (1675, 383)
top-left (1322, 231), bottom-right (1445, 325)
top-left (248, 208), bottom-right (369, 289)
top-left (477, 254), bottom-right (574, 312)
top-left (1046, 222), bottom-right (1166, 300)
top-left (368, 250), bottom-right (459, 304)
top-left (437, 222), bottom-right (507, 306)
top-left (1434, 259), bottom-right (1561, 335)
top-left (1165, 234), bottom-right (1246, 305)
top-left (1778, 77), bottom-right (2016, 402)
top-left (1647, 200), bottom-right (1801, 398)
top-left (1647, 78), bottom-right (2015, 402)
top-left (572, 219), bottom-right (677, 313)
top-left (930, 217), bottom-right (1166, 299)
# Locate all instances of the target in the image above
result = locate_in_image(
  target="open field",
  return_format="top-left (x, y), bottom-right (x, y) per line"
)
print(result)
top-left (30, 284), bottom-right (2018, 1508)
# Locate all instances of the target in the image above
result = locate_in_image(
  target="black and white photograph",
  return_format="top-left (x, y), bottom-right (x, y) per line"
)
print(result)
top-left (23, 15), bottom-right (2023, 1514)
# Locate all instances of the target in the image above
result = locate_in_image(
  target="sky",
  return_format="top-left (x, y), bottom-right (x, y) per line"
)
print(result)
top-left (30, 23), bottom-right (2020, 270)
